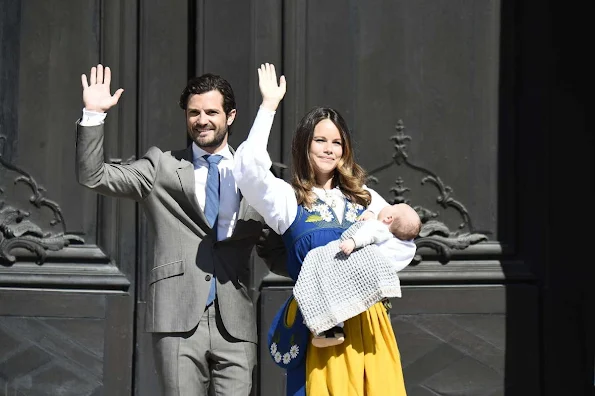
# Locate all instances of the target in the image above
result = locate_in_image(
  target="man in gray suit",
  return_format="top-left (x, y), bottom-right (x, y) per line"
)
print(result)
top-left (76, 64), bottom-right (286, 395)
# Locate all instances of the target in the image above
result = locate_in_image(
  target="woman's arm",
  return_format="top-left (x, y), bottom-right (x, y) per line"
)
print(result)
top-left (234, 64), bottom-right (297, 234)
top-left (364, 185), bottom-right (390, 215)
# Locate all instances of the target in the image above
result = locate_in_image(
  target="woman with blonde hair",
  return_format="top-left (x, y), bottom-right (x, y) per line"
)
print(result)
top-left (235, 63), bottom-right (416, 395)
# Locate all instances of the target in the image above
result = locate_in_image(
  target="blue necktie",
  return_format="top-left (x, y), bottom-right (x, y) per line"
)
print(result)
top-left (203, 154), bottom-right (223, 307)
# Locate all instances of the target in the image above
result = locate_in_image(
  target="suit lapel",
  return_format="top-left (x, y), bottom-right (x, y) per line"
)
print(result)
top-left (173, 144), bottom-right (252, 238)
top-left (174, 146), bottom-right (210, 232)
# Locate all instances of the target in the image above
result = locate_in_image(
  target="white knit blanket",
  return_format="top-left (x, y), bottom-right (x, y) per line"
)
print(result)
top-left (293, 222), bottom-right (402, 335)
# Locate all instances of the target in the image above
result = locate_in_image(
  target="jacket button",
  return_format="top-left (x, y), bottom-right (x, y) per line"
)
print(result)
top-left (205, 275), bottom-right (211, 281)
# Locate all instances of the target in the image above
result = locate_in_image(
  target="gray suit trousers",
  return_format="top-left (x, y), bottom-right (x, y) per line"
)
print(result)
top-left (152, 301), bottom-right (257, 396)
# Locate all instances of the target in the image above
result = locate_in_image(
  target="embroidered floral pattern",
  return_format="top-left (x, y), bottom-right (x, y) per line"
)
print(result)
top-left (304, 200), bottom-right (364, 224)
top-left (269, 342), bottom-right (300, 366)
top-left (283, 353), bottom-right (291, 364)
top-left (305, 214), bottom-right (323, 223)
top-left (290, 344), bottom-right (300, 358)
top-left (346, 202), bottom-right (364, 222)
top-left (305, 204), bottom-right (333, 223)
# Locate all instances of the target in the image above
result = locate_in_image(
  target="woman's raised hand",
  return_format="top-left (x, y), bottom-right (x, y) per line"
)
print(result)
top-left (258, 63), bottom-right (286, 111)
top-left (81, 64), bottom-right (124, 113)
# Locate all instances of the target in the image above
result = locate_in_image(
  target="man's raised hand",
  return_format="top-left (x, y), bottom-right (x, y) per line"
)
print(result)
top-left (258, 63), bottom-right (286, 112)
top-left (81, 64), bottom-right (124, 113)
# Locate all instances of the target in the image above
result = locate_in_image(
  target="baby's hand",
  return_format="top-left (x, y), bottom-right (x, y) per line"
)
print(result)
top-left (339, 239), bottom-right (356, 255)
top-left (359, 211), bottom-right (375, 221)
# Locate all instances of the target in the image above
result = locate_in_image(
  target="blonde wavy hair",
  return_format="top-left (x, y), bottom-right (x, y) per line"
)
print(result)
top-left (290, 107), bottom-right (371, 208)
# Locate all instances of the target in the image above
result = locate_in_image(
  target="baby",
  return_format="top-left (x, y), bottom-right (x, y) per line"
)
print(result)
top-left (293, 203), bottom-right (421, 348)
top-left (340, 203), bottom-right (421, 255)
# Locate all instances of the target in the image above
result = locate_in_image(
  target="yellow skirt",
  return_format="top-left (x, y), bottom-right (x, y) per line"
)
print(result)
top-left (306, 302), bottom-right (406, 396)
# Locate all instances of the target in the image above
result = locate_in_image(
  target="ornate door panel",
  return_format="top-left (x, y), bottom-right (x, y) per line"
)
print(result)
top-left (0, 1), bottom-right (137, 394)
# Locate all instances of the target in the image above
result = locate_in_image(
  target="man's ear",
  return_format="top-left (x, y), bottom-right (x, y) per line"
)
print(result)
top-left (227, 109), bottom-right (237, 126)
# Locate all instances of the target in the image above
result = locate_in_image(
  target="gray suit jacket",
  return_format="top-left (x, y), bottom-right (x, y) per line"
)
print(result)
top-left (76, 123), bottom-right (281, 343)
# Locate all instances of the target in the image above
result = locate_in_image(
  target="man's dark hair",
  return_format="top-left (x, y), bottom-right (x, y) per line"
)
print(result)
top-left (178, 73), bottom-right (236, 115)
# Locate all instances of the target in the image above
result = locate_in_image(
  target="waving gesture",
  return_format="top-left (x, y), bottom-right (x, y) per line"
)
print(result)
top-left (258, 63), bottom-right (286, 112)
top-left (81, 64), bottom-right (124, 113)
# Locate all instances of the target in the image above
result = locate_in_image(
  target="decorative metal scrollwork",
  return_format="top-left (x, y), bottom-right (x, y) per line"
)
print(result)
top-left (0, 135), bottom-right (84, 263)
top-left (367, 120), bottom-right (487, 263)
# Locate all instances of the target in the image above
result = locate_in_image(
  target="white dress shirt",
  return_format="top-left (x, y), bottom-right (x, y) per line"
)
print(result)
top-left (80, 109), bottom-right (107, 126)
top-left (234, 107), bottom-right (414, 267)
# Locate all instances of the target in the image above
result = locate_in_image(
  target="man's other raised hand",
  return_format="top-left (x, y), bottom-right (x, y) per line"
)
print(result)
top-left (81, 64), bottom-right (124, 113)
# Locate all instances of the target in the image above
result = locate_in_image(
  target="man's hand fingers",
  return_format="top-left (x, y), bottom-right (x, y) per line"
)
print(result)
top-left (266, 63), bottom-right (274, 81)
top-left (112, 88), bottom-right (124, 105)
top-left (97, 64), bottom-right (104, 85)
top-left (279, 75), bottom-right (286, 92)
top-left (258, 63), bottom-right (284, 87)
top-left (81, 74), bottom-right (89, 89)
top-left (89, 66), bottom-right (97, 85)
top-left (104, 66), bottom-right (112, 86)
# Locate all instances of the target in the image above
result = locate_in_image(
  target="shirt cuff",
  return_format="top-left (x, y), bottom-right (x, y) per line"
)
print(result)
top-left (258, 106), bottom-right (276, 116)
top-left (80, 108), bottom-right (107, 126)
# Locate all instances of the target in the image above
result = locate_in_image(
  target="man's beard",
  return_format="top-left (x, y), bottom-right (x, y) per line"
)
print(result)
top-left (190, 126), bottom-right (228, 148)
